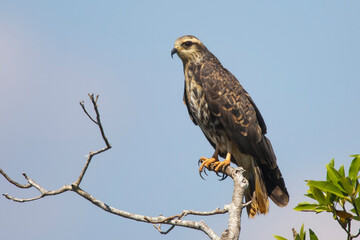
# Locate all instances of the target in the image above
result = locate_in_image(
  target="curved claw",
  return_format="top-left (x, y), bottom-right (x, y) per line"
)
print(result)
top-left (203, 167), bottom-right (208, 176)
top-left (199, 160), bottom-right (208, 180)
top-left (221, 165), bottom-right (230, 180)
top-left (219, 173), bottom-right (228, 181)
top-left (199, 156), bottom-right (227, 180)
top-left (199, 170), bottom-right (206, 180)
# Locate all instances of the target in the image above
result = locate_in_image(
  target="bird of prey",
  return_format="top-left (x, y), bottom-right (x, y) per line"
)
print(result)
top-left (171, 35), bottom-right (289, 217)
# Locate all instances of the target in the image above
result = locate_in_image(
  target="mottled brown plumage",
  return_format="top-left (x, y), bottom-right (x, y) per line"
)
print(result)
top-left (171, 35), bottom-right (289, 217)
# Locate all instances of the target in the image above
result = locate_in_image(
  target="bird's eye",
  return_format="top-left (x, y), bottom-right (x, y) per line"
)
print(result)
top-left (183, 41), bottom-right (193, 47)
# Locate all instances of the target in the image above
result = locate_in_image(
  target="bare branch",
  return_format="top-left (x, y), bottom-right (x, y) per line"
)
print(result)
top-left (88, 94), bottom-right (111, 148)
top-left (0, 94), bottom-right (249, 240)
top-left (153, 223), bottom-right (175, 235)
top-left (3, 193), bottom-right (43, 202)
top-left (148, 207), bottom-right (228, 235)
top-left (220, 167), bottom-right (249, 240)
top-left (74, 93), bottom-right (111, 187)
top-left (0, 169), bottom-right (31, 189)
top-left (72, 185), bottom-right (220, 239)
top-left (79, 100), bottom-right (97, 124)
top-left (352, 228), bottom-right (360, 239)
top-left (156, 207), bottom-right (228, 224)
top-left (2, 172), bottom-right (72, 203)
top-left (242, 200), bottom-right (252, 208)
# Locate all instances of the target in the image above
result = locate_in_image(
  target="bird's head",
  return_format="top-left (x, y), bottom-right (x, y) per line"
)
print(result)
top-left (171, 35), bottom-right (208, 63)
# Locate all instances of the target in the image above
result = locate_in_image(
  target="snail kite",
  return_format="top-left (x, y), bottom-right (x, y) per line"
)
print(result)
top-left (171, 35), bottom-right (289, 217)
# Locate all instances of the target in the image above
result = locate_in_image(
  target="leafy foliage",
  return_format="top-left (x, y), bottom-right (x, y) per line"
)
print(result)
top-left (295, 155), bottom-right (360, 240)
top-left (274, 224), bottom-right (318, 240)
top-left (275, 155), bottom-right (360, 240)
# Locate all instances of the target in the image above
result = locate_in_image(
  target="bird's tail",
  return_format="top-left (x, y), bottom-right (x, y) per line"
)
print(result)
top-left (244, 164), bottom-right (270, 217)
top-left (232, 138), bottom-right (289, 218)
top-left (244, 162), bottom-right (289, 218)
top-left (256, 136), bottom-right (289, 208)
top-left (232, 149), bottom-right (270, 217)
top-left (257, 161), bottom-right (289, 208)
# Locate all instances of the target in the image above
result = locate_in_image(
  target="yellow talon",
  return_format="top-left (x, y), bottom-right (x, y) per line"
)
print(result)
top-left (213, 153), bottom-right (231, 172)
top-left (199, 157), bottom-right (217, 172)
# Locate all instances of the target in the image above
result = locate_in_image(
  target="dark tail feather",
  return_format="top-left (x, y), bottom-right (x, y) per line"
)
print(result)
top-left (259, 162), bottom-right (289, 206)
top-left (233, 136), bottom-right (289, 217)
top-left (245, 162), bottom-right (288, 218)
top-left (256, 136), bottom-right (289, 207)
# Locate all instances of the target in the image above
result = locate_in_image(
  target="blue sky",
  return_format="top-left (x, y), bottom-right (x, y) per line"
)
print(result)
top-left (1, 1), bottom-right (359, 239)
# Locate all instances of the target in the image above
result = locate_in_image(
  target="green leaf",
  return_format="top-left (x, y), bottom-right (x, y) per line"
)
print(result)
top-left (326, 164), bottom-right (341, 183)
top-left (304, 193), bottom-right (316, 200)
top-left (307, 180), bottom-right (346, 197)
top-left (294, 202), bottom-right (319, 212)
top-left (310, 186), bottom-right (326, 204)
top-left (309, 229), bottom-right (319, 240)
top-left (295, 234), bottom-right (301, 240)
top-left (350, 208), bottom-right (356, 215)
top-left (355, 181), bottom-right (360, 197)
top-left (273, 235), bottom-right (288, 240)
top-left (326, 164), bottom-right (345, 191)
top-left (327, 158), bottom-right (335, 181)
top-left (339, 165), bottom-right (345, 177)
top-left (326, 192), bottom-right (338, 204)
top-left (339, 177), bottom-right (354, 196)
top-left (299, 224), bottom-right (305, 240)
top-left (353, 197), bottom-right (360, 216)
top-left (314, 205), bottom-right (332, 212)
top-left (349, 155), bottom-right (360, 181)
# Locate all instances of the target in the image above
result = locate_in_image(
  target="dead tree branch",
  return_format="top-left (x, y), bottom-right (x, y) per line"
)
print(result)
top-left (0, 93), bottom-right (249, 240)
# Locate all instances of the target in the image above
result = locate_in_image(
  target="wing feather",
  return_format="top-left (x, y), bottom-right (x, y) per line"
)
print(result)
top-left (200, 61), bottom-right (276, 167)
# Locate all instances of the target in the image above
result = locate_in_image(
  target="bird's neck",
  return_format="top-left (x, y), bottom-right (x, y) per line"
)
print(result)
top-left (183, 60), bottom-right (200, 76)
top-left (182, 53), bottom-right (221, 74)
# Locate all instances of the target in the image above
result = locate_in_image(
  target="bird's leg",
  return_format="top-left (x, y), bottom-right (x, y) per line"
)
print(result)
top-left (198, 147), bottom-right (219, 172)
top-left (213, 152), bottom-right (231, 172)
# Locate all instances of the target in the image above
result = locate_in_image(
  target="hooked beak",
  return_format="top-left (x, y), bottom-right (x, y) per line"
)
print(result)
top-left (171, 48), bottom-right (177, 58)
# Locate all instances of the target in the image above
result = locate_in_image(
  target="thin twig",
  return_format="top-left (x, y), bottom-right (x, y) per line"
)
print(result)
top-left (3, 193), bottom-right (43, 202)
top-left (156, 207), bottom-right (228, 224)
top-left (348, 220), bottom-right (351, 240)
top-left (153, 223), bottom-right (176, 235)
top-left (242, 200), bottom-right (252, 208)
top-left (351, 197), bottom-right (360, 220)
top-left (89, 94), bottom-right (110, 148)
top-left (335, 215), bottom-right (352, 240)
top-left (74, 94), bottom-right (111, 187)
top-left (79, 100), bottom-right (97, 124)
top-left (0, 169), bottom-right (31, 188)
top-left (147, 207), bottom-right (228, 235)
top-left (353, 228), bottom-right (360, 239)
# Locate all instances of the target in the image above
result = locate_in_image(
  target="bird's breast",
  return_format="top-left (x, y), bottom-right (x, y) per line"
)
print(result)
top-left (185, 71), bottom-right (208, 123)
top-left (184, 70), bottom-right (229, 153)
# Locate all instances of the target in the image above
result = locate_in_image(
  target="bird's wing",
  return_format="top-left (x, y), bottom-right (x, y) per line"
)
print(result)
top-left (200, 61), bottom-right (276, 167)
